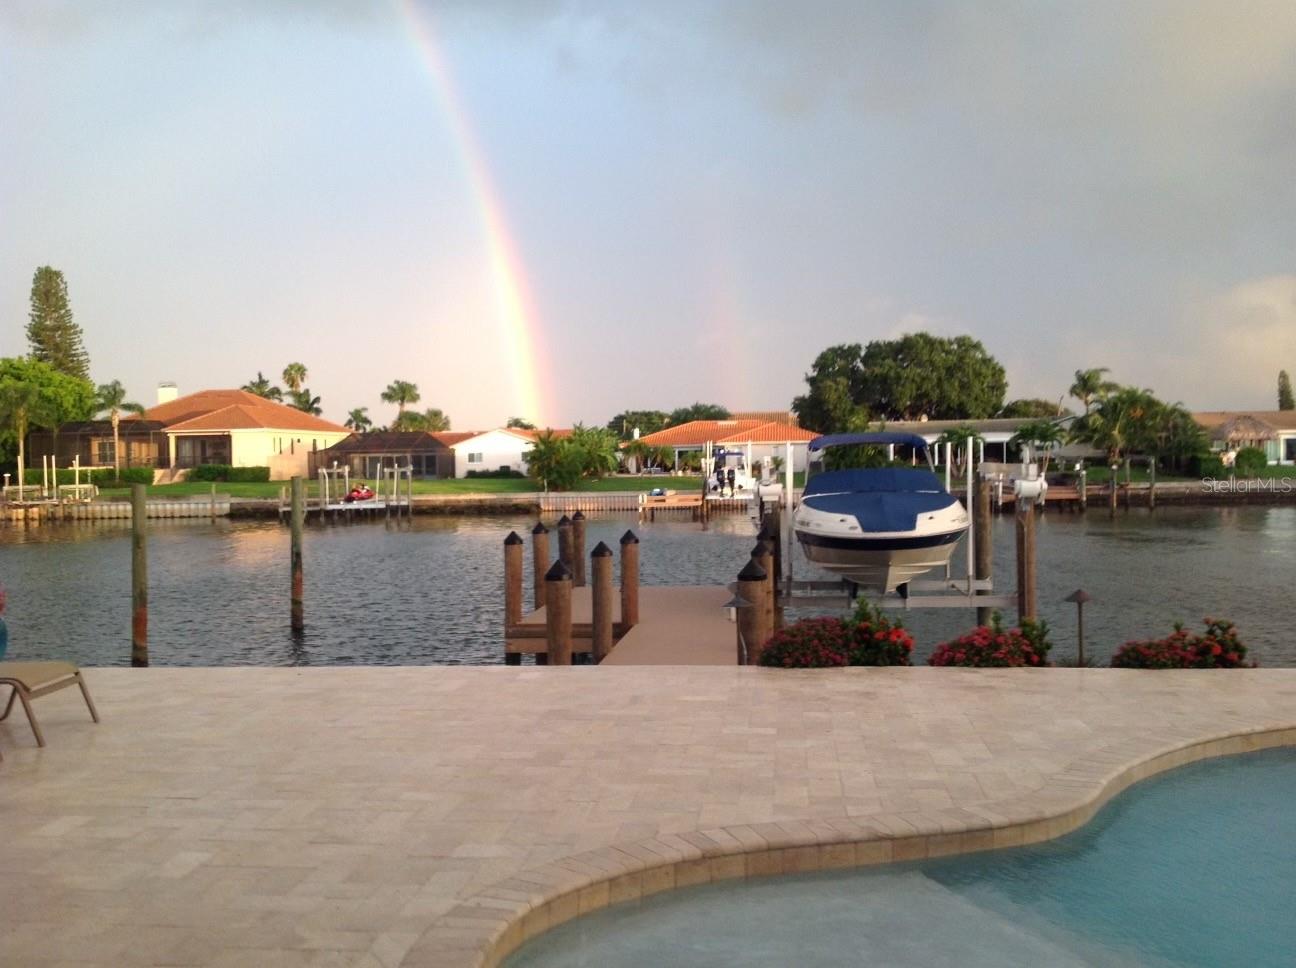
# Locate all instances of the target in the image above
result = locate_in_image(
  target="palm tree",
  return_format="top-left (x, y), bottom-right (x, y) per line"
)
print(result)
top-left (345, 407), bottom-right (372, 432)
top-left (0, 379), bottom-right (53, 494)
top-left (381, 380), bottom-right (420, 415)
top-left (1069, 368), bottom-right (1119, 415)
top-left (1010, 419), bottom-right (1065, 475)
top-left (241, 371), bottom-right (282, 402)
top-left (290, 388), bottom-right (322, 416)
top-left (95, 380), bottom-right (145, 480)
top-left (421, 407), bottom-right (450, 431)
top-left (282, 362), bottom-right (308, 395)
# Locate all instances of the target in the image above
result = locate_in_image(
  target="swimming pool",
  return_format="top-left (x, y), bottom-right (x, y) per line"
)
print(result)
top-left (505, 747), bottom-right (1296, 967)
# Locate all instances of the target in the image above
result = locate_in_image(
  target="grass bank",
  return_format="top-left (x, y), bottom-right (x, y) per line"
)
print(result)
top-left (95, 475), bottom-right (708, 500)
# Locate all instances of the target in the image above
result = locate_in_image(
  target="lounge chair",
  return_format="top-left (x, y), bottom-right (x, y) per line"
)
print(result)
top-left (0, 662), bottom-right (100, 758)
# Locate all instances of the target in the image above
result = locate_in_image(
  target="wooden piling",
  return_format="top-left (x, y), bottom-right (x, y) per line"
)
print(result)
top-left (751, 539), bottom-right (776, 657)
top-left (1078, 467), bottom-right (1087, 510)
top-left (571, 511), bottom-right (587, 587)
top-left (1148, 460), bottom-right (1157, 510)
top-left (619, 530), bottom-right (640, 629)
top-left (760, 508), bottom-right (783, 603)
top-left (736, 559), bottom-right (768, 665)
top-left (530, 522), bottom-right (549, 611)
top-left (544, 559), bottom-right (573, 665)
top-left (1016, 501), bottom-right (1037, 622)
top-left (556, 515), bottom-right (574, 575)
top-left (130, 483), bottom-right (148, 667)
top-left (290, 476), bottom-right (305, 633)
top-left (591, 541), bottom-right (614, 663)
top-left (503, 531), bottom-right (524, 626)
top-left (975, 476), bottom-right (994, 626)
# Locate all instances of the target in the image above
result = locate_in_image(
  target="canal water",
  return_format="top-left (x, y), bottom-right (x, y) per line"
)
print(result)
top-left (1, 506), bottom-right (1292, 667)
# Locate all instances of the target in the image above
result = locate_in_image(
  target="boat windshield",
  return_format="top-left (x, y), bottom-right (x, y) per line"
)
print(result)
top-left (802, 468), bottom-right (945, 496)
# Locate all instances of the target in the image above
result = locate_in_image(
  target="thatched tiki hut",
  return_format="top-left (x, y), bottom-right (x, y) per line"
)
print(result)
top-left (1210, 414), bottom-right (1277, 451)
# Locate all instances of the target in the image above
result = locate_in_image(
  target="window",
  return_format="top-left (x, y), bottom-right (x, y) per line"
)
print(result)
top-left (95, 440), bottom-right (115, 465)
top-left (468, 452), bottom-right (483, 463)
top-left (1285, 438), bottom-right (1296, 462)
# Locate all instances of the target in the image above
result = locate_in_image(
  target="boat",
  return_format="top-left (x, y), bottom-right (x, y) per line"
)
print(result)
top-left (793, 432), bottom-right (970, 593)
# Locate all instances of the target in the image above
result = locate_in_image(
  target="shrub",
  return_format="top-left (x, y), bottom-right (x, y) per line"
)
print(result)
top-left (844, 600), bottom-right (914, 666)
top-left (1111, 618), bottom-right (1254, 669)
top-left (928, 613), bottom-right (1052, 667)
top-left (466, 468), bottom-right (525, 478)
top-left (1187, 454), bottom-right (1225, 477)
top-left (190, 465), bottom-right (269, 482)
top-left (758, 601), bottom-right (913, 668)
top-left (89, 467), bottom-right (153, 486)
top-left (1233, 447), bottom-right (1267, 478)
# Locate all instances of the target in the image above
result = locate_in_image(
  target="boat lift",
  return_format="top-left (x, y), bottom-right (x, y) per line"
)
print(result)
top-left (313, 462), bottom-right (413, 524)
top-left (773, 436), bottom-right (1037, 614)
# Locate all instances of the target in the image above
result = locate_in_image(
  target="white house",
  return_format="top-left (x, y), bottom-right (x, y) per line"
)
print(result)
top-left (449, 428), bottom-right (569, 478)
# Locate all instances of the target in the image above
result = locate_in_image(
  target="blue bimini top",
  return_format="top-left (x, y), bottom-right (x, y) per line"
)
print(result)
top-left (802, 468), bottom-right (956, 533)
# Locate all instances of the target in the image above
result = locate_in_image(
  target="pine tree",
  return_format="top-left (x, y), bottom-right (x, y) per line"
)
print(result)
top-left (27, 266), bottom-right (90, 380)
top-left (1279, 371), bottom-right (1294, 411)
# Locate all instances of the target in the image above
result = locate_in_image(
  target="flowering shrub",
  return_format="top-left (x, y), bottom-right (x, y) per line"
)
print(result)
top-left (758, 601), bottom-right (913, 668)
top-left (1110, 618), bottom-right (1254, 669)
top-left (928, 613), bottom-right (1052, 667)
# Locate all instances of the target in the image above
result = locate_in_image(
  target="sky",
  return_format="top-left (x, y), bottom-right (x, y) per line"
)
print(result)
top-left (2, 0), bottom-right (1295, 430)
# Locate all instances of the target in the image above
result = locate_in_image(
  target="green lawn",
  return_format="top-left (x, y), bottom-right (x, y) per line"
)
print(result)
top-left (95, 475), bottom-right (709, 500)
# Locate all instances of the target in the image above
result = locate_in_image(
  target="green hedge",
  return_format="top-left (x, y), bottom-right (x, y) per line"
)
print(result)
top-left (1234, 447), bottom-right (1267, 478)
top-left (190, 464), bottom-right (270, 482)
top-left (1187, 454), bottom-right (1226, 477)
top-left (466, 468), bottom-right (525, 478)
top-left (21, 467), bottom-right (153, 486)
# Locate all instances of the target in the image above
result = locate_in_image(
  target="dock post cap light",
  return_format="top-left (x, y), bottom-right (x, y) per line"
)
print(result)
top-left (544, 560), bottom-right (572, 581)
top-left (531, 521), bottom-right (548, 534)
top-left (557, 514), bottom-right (571, 526)
top-left (591, 541), bottom-right (613, 557)
top-left (619, 530), bottom-right (639, 545)
top-left (571, 510), bottom-right (585, 520)
top-left (722, 593), bottom-right (753, 610)
top-left (1065, 589), bottom-right (1093, 605)
top-left (503, 532), bottom-right (523, 546)
top-left (737, 560), bottom-right (767, 582)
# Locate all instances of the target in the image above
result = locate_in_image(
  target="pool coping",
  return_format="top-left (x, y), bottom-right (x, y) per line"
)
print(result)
top-left (409, 724), bottom-right (1296, 967)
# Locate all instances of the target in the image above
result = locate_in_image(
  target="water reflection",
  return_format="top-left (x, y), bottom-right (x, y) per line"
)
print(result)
top-left (1, 507), bottom-right (1292, 667)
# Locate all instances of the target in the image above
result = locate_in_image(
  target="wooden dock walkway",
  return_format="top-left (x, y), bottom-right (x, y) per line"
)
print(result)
top-left (506, 585), bottom-right (735, 665)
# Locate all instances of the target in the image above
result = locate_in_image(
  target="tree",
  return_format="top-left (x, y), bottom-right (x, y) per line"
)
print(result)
top-left (1280, 371), bottom-right (1294, 411)
top-left (27, 267), bottom-right (90, 380)
top-left (1069, 368), bottom-right (1119, 415)
top-left (793, 334), bottom-right (1007, 428)
top-left (606, 410), bottom-right (669, 440)
top-left (1010, 419), bottom-right (1064, 474)
top-left (523, 429), bottom-right (580, 491)
top-left (1071, 386), bottom-right (1164, 464)
top-left (381, 380), bottom-right (420, 415)
top-left (345, 407), bottom-right (372, 432)
top-left (242, 372), bottom-right (283, 402)
top-left (289, 388), bottom-right (322, 416)
top-left (668, 403), bottom-right (730, 425)
top-left (791, 344), bottom-right (870, 433)
top-left (506, 416), bottom-right (536, 430)
top-left (999, 398), bottom-right (1070, 418)
top-left (0, 380), bottom-right (49, 486)
top-left (421, 408), bottom-right (450, 432)
top-left (95, 379), bottom-right (145, 479)
top-left (282, 363), bottom-right (308, 394)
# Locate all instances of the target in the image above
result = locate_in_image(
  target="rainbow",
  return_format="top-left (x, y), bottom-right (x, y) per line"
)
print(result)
top-left (397, 1), bottom-right (549, 425)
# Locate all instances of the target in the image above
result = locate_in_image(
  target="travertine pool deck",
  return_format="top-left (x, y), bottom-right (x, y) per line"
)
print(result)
top-left (2, 666), bottom-right (1294, 967)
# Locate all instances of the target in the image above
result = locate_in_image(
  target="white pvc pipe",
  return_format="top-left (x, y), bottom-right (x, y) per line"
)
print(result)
top-left (965, 436), bottom-right (974, 592)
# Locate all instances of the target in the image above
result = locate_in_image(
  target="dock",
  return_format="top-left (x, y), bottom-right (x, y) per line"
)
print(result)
top-left (506, 584), bottom-right (735, 664)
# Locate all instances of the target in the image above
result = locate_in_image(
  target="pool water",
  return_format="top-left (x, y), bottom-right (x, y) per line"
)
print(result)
top-left (506, 747), bottom-right (1296, 967)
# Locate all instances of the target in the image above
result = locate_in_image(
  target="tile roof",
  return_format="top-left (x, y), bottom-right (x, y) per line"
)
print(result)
top-left (635, 420), bottom-right (818, 447)
top-left (147, 389), bottom-right (349, 433)
top-left (324, 431), bottom-right (453, 455)
top-left (446, 428), bottom-right (573, 447)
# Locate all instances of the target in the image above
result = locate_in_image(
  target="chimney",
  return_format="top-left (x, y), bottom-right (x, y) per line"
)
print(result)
top-left (157, 382), bottom-right (178, 405)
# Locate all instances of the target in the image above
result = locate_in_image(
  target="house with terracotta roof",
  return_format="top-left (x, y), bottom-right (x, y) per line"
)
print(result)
top-left (311, 430), bottom-right (475, 479)
top-left (141, 388), bottom-right (351, 479)
top-left (30, 386), bottom-right (351, 481)
top-left (634, 419), bottom-right (819, 472)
